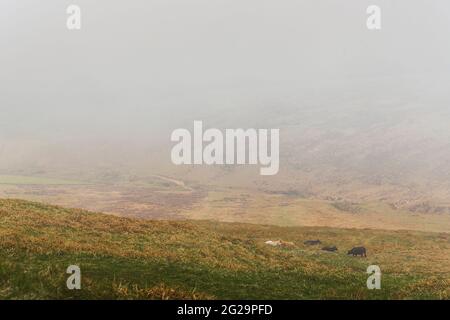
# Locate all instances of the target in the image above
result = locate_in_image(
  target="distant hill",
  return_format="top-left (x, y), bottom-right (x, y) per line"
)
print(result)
top-left (0, 199), bottom-right (448, 299)
top-left (4, 91), bottom-right (450, 216)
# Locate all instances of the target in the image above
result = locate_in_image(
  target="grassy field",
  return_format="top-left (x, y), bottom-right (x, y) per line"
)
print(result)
top-left (1, 182), bottom-right (449, 233)
top-left (0, 199), bottom-right (449, 300)
top-left (180, 189), bottom-right (450, 233)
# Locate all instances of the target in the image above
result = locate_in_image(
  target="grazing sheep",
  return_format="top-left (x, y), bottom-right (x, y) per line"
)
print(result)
top-left (322, 246), bottom-right (338, 252)
top-left (265, 240), bottom-right (282, 246)
top-left (304, 240), bottom-right (321, 245)
top-left (347, 247), bottom-right (367, 257)
top-left (265, 240), bottom-right (295, 247)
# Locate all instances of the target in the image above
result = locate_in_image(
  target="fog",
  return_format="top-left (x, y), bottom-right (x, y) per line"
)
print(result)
top-left (1, 0), bottom-right (450, 191)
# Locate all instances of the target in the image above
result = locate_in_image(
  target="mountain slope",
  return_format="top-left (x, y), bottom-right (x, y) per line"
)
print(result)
top-left (0, 199), bottom-right (448, 299)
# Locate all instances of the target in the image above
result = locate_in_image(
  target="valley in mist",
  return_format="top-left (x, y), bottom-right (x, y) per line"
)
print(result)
top-left (1, 0), bottom-right (450, 231)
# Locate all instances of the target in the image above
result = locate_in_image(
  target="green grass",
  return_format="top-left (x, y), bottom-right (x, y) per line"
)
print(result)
top-left (0, 175), bottom-right (85, 185)
top-left (0, 199), bottom-right (448, 300)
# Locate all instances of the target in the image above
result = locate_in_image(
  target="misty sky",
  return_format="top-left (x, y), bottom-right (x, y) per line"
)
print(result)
top-left (1, 0), bottom-right (450, 142)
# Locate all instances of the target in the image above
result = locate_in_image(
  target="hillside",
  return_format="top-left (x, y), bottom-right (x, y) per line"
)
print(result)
top-left (0, 199), bottom-right (449, 299)
top-left (2, 175), bottom-right (450, 234)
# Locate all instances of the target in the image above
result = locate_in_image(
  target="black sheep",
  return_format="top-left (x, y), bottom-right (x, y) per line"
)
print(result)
top-left (347, 247), bottom-right (367, 257)
top-left (304, 240), bottom-right (321, 245)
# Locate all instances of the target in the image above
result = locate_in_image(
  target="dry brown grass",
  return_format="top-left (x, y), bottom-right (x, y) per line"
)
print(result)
top-left (112, 283), bottom-right (214, 300)
top-left (0, 199), bottom-right (449, 299)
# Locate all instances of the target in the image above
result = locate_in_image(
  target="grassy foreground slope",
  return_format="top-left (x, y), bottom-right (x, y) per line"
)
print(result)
top-left (0, 199), bottom-right (449, 300)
